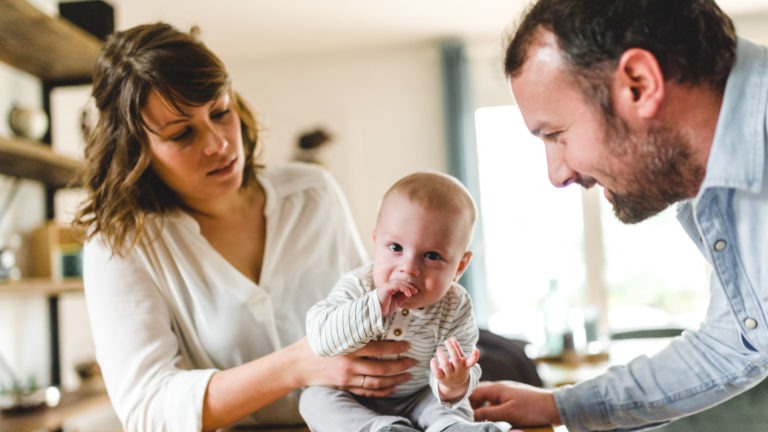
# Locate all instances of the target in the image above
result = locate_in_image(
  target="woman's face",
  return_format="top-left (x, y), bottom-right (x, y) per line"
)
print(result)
top-left (141, 90), bottom-right (245, 207)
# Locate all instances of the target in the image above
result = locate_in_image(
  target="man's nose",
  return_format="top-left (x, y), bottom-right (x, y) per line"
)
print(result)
top-left (545, 142), bottom-right (578, 188)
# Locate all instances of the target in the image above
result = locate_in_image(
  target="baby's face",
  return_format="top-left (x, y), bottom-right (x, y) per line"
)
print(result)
top-left (372, 193), bottom-right (471, 310)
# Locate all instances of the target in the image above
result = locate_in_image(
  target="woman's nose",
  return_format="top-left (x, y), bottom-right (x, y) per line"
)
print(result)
top-left (545, 142), bottom-right (578, 188)
top-left (202, 124), bottom-right (228, 156)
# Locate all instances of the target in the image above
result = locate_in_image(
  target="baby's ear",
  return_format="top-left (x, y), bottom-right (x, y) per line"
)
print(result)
top-left (454, 251), bottom-right (473, 281)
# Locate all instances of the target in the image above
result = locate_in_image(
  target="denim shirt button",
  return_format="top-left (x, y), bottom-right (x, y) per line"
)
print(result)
top-left (713, 239), bottom-right (727, 251)
top-left (744, 318), bottom-right (758, 329)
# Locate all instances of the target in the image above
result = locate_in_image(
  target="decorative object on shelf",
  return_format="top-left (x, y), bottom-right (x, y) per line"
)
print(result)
top-left (58, 0), bottom-right (115, 41)
top-left (31, 222), bottom-right (84, 279)
top-left (0, 178), bottom-right (22, 281)
top-left (294, 127), bottom-right (334, 165)
top-left (7, 105), bottom-right (49, 141)
top-left (0, 349), bottom-right (60, 414)
top-left (0, 235), bottom-right (21, 281)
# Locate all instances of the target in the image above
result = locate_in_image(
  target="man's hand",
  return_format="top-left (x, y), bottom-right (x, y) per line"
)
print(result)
top-left (470, 381), bottom-right (561, 427)
top-left (377, 279), bottom-right (418, 315)
top-left (430, 337), bottom-right (480, 403)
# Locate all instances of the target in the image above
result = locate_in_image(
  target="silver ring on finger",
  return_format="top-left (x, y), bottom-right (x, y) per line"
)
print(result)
top-left (360, 375), bottom-right (367, 388)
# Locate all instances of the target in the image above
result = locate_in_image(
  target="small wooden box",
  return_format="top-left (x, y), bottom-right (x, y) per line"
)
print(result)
top-left (31, 223), bottom-right (84, 278)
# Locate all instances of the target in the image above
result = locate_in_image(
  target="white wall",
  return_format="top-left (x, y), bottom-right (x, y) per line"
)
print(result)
top-left (230, 43), bottom-right (448, 252)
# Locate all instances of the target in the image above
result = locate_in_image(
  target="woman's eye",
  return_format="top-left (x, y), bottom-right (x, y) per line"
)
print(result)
top-left (212, 108), bottom-right (231, 120)
top-left (388, 243), bottom-right (403, 252)
top-left (170, 128), bottom-right (192, 142)
top-left (425, 251), bottom-right (441, 261)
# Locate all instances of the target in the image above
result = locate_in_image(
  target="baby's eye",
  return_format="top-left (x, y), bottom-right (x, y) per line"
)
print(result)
top-left (424, 251), bottom-right (442, 261)
top-left (388, 243), bottom-right (403, 252)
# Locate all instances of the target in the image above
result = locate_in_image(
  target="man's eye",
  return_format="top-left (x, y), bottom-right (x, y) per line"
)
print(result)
top-left (425, 251), bottom-right (441, 261)
top-left (388, 243), bottom-right (403, 252)
top-left (543, 131), bottom-right (563, 143)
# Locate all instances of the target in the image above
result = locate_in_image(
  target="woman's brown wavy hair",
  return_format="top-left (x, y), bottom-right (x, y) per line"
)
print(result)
top-left (73, 22), bottom-right (261, 256)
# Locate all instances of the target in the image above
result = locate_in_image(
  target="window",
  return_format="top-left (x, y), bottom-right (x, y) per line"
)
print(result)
top-left (474, 105), bottom-right (708, 348)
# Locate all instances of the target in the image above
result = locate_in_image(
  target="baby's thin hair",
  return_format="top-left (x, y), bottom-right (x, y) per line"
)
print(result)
top-left (381, 171), bottom-right (477, 228)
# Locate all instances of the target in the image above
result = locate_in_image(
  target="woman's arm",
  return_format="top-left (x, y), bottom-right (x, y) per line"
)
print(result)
top-left (203, 337), bottom-right (415, 430)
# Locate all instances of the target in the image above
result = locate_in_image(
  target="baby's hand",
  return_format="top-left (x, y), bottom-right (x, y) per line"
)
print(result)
top-left (377, 279), bottom-right (418, 315)
top-left (430, 337), bottom-right (480, 403)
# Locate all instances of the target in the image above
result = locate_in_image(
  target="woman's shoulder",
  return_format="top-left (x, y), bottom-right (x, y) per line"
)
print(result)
top-left (259, 162), bottom-right (339, 197)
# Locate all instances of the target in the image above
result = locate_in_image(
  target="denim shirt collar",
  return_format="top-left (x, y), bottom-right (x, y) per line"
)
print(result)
top-left (696, 38), bottom-right (768, 200)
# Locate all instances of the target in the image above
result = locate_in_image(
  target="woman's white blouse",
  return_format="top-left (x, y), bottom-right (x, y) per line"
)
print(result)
top-left (83, 163), bottom-right (367, 431)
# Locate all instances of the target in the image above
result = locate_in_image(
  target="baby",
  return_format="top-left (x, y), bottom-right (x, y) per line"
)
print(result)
top-left (300, 171), bottom-right (499, 432)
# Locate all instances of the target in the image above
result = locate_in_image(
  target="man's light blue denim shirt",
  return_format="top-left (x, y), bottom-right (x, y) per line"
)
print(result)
top-left (554, 38), bottom-right (768, 432)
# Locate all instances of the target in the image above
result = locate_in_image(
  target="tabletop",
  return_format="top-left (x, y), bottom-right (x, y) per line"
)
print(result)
top-left (227, 426), bottom-right (555, 432)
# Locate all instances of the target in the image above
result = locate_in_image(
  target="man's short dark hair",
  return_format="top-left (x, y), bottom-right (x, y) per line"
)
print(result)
top-left (504, 0), bottom-right (737, 111)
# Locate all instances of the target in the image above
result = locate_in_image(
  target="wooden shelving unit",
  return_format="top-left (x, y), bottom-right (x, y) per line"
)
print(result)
top-left (0, 137), bottom-right (81, 189)
top-left (0, 278), bottom-right (83, 297)
top-left (0, 0), bottom-right (98, 189)
top-left (0, 1), bottom-right (107, 430)
top-left (0, 0), bottom-right (100, 83)
top-left (0, 387), bottom-right (110, 432)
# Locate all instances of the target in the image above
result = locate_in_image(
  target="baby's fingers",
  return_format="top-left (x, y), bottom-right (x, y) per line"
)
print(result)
top-left (430, 357), bottom-right (445, 378)
top-left (444, 337), bottom-right (467, 362)
top-left (464, 348), bottom-right (480, 368)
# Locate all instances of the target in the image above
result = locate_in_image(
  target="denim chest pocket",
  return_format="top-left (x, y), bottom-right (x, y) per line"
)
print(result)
top-left (742, 333), bottom-right (758, 352)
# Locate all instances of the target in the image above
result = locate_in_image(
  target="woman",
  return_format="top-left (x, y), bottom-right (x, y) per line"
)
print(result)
top-left (74, 22), bottom-right (414, 431)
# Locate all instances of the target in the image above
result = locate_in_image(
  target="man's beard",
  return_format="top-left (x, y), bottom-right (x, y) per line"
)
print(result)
top-left (601, 116), bottom-right (705, 224)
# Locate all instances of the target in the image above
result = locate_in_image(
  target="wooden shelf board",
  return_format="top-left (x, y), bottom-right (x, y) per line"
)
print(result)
top-left (0, 136), bottom-right (82, 188)
top-left (0, 387), bottom-right (110, 432)
top-left (0, 277), bottom-right (83, 296)
top-left (0, 0), bottom-right (101, 82)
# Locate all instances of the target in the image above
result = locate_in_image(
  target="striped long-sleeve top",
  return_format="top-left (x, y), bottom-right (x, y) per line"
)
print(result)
top-left (306, 263), bottom-right (481, 403)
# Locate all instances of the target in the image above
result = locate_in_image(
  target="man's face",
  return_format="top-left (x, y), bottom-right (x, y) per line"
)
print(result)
top-left (509, 30), bottom-right (704, 224)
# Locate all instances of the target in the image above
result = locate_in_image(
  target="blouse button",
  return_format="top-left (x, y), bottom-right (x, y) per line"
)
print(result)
top-left (401, 309), bottom-right (410, 316)
top-left (713, 239), bottom-right (727, 252)
top-left (393, 328), bottom-right (402, 337)
top-left (744, 318), bottom-right (758, 329)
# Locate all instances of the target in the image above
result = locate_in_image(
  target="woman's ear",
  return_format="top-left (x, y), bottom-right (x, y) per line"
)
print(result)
top-left (454, 251), bottom-right (473, 281)
top-left (614, 48), bottom-right (665, 119)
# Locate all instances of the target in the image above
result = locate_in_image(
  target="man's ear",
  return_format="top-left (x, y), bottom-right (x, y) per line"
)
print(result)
top-left (614, 48), bottom-right (665, 119)
top-left (454, 251), bottom-right (473, 281)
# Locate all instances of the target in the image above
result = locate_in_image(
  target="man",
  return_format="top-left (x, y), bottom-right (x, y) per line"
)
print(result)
top-left (469, 0), bottom-right (768, 431)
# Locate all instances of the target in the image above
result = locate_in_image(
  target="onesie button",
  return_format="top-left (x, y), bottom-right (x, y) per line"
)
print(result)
top-left (401, 309), bottom-right (410, 316)
top-left (393, 328), bottom-right (402, 337)
top-left (713, 239), bottom-right (727, 252)
top-left (744, 318), bottom-right (758, 329)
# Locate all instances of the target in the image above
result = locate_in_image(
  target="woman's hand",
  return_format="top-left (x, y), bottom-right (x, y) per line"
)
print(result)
top-left (299, 338), bottom-right (416, 397)
top-left (470, 381), bottom-right (561, 427)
